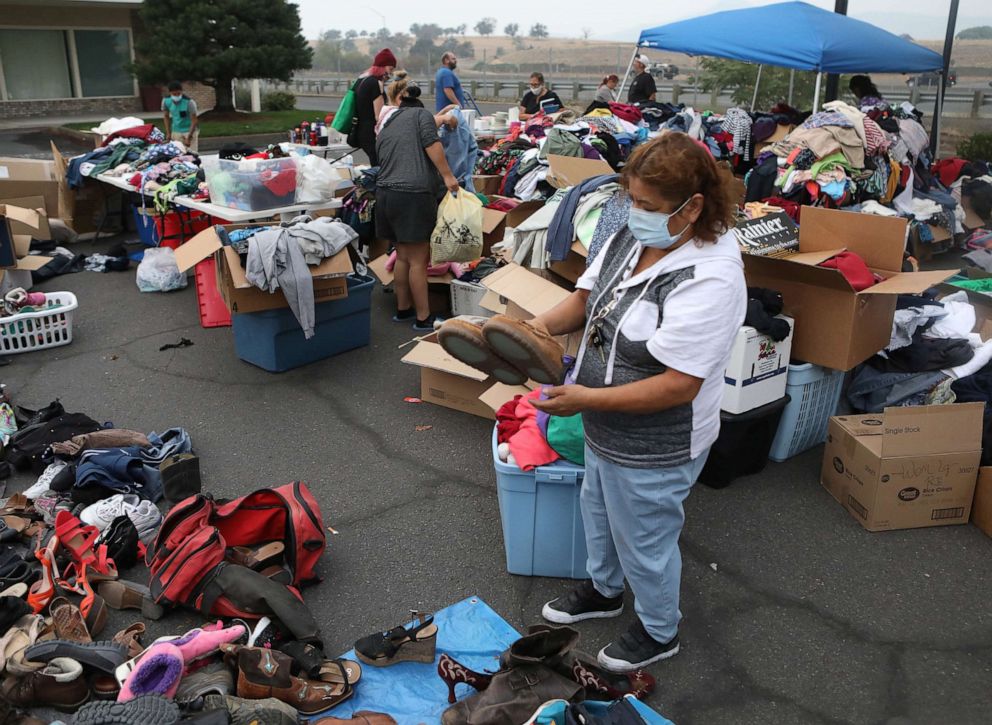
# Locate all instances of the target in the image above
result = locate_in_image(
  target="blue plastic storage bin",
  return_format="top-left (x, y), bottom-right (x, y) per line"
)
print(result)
top-left (232, 275), bottom-right (373, 372)
top-left (491, 427), bottom-right (587, 578)
top-left (769, 363), bottom-right (845, 461)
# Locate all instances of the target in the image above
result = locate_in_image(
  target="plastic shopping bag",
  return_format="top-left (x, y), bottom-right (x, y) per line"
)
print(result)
top-left (430, 191), bottom-right (483, 265)
top-left (296, 154), bottom-right (340, 203)
top-left (136, 247), bottom-right (188, 293)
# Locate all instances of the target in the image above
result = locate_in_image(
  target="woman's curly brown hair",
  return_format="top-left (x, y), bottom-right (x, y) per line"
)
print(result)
top-left (620, 132), bottom-right (739, 243)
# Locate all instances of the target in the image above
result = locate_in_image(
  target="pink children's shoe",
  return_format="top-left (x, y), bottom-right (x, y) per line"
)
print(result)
top-left (174, 622), bottom-right (247, 665)
top-left (118, 641), bottom-right (184, 702)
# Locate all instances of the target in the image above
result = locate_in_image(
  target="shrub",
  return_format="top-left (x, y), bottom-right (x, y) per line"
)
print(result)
top-left (958, 133), bottom-right (992, 162)
top-left (262, 91), bottom-right (297, 112)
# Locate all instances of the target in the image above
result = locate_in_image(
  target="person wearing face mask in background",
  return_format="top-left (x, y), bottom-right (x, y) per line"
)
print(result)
top-left (519, 72), bottom-right (564, 121)
top-left (529, 133), bottom-right (745, 674)
top-left (162, 81), bottom-right (198, 152)
top-left (353, 48), bottom-right (398, 166)
top-left (435, 51), bottom-right (466, 113)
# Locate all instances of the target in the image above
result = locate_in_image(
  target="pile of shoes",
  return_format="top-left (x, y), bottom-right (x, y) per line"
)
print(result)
top-left (350, 612), bottom-right (657, 725)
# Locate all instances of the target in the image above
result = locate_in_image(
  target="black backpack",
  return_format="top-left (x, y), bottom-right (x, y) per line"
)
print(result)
top-left (5, 413), bottom-right (101, 473)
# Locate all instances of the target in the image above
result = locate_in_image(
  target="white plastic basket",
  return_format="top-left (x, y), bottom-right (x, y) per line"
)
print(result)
top-left (0, 291), bottom-right (78, 354)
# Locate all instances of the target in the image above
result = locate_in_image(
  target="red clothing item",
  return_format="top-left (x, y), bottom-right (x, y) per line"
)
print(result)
top-left (819, 251), bottom-right (882, 291)
top-left (932, 158), bottom-right (969, 187)
top-left (260, 168), bottom-right (297, 197)
top-left (486, 198), bottom-right (520, 212)
top-left (101, 124), bottom-right (157, 147)
top-left (608, 102), bottom-right (642, 124)
top-left (764, 196), bottom-right (801, 222)
top-left (496, 395), bottom-right (524, 444)
top-left (507, 390), bottom-right (560, 471)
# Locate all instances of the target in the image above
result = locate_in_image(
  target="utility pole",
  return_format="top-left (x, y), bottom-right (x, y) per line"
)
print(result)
top-left (824, 0), bottom-right (848, 103)
top-left (931, 0), bottom-right (960, 156)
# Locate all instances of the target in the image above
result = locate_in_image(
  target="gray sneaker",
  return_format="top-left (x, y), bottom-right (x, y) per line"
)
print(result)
top-left (597, 617), bottom-right (680, 673)
top-left (224, 695), bottom-right (299, 725)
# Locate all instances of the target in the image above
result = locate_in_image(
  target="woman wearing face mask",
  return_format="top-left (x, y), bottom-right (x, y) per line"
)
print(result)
top-left (352, 48), bottom-right (397, 166)
top-left (530, 133), bottom-right (746, 673)
top-left (519, 72), bottom-right (564, 121)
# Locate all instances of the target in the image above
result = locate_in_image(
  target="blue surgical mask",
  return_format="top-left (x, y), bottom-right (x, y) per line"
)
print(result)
top-left (627, 198), bottom-right (692, 249)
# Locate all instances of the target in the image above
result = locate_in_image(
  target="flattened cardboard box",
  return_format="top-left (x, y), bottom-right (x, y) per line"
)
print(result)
top-left (743, 206), bottom-right (956, 371)
top-left (0, 204), bottom-right (51, 271)
top-left (175, 225), bottom-right (352, 315)
top-left (970, 467), bottom-right (992, 538)
top-left (820, 403), bottom-right (984, 532)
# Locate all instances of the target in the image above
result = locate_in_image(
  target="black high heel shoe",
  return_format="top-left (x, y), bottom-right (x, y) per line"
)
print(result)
top-left (354, 611), bottom-right (437, 667)
top-left (437, 653), bottom-right (494, 704)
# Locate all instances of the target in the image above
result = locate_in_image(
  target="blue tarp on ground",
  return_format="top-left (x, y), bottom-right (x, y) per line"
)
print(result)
top-left (310, 596), bottom-right (520, 724)
top-left (637, 1), bottom-right (943, 74)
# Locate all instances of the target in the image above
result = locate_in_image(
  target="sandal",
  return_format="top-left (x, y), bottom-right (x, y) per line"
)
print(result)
top-left (0, 494), bottom-right (35, 517)
top-left (54, 510), bottom-right (117, 577)
top-left (27, 535), bottom-right (58, 613)
top-left (4, 613), bottom-right (50, 675)
top-left (354, 611), bottom-right (437, 667)
top-left (0, 582), bottom-right (28, 599)
top-left (50, 596), bottom-right (91, 643)
top-left (112, 622), bottom-right (146, 659)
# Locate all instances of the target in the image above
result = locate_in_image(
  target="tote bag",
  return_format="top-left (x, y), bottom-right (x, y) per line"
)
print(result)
top-left (331, 79), bottom-right (361, 134)
top-left (430, 191), bottom-right (483, 264)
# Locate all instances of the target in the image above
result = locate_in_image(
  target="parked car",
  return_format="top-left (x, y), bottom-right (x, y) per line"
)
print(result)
top-left (906, 71), bottom-right (957, 87)
top-left (649, 63), bottom-right (679, 80)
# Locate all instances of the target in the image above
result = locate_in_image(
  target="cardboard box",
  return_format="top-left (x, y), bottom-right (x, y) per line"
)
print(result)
top-left (549, 241), bottom-right (588, 285)
top-left (175, 225), bottom-right (352, 314)
top-left (0, 157), bottom-right (61, 222)
top-left (743, 207), bottom-right (956, 371)
top-left (971, 467), bottom-right (992, 538)
top-left (473, 175), bottom-right (502, 196)
top-left (400, 263), bottom-right (577, 418)
top-left (820, 403), bottom-right (984, 532)
top-left (482, 198), bottom-right (544, 256)
top-left (722, 316), bottom-right (794, 415)
top-left (0, 204), bottom-right (52, 270)
top-left (546, 155), bottom-right (613, 189)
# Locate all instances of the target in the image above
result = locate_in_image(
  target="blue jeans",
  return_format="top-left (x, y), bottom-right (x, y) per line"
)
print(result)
top-left (580, 444), bottom-right (709, 643)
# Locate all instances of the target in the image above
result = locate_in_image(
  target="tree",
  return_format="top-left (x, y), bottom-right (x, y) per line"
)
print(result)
top-left (504, 23), bottom-right (519, 37)
top-left (475, 18), bottom-right (497, 36)
top-left (581, 27), bottom-right (592, 40)
top-left (345, 29), bottom-right (358, 39)
top-left (958, 25), bottom-right (992, 40)
top-left (456, 24), bottom-right (467, 35)
top-left (133, 0), bottom-right (311, 112)
top-left (359, 29), bottom-right (368, 37)
top-left (410, 23), bottom-right (445, 42)
top-left (529, 23), bottom-right (549, 38)
top-left (699, 58), bottom-right (817, 109)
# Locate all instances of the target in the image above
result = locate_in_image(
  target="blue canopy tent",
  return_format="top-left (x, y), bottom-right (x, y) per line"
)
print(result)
top-left (624, 1), bottom-right (943, 110)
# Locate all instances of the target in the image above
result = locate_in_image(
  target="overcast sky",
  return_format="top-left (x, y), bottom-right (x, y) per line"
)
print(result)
top-left (294, 0), bottom-right (990, 42)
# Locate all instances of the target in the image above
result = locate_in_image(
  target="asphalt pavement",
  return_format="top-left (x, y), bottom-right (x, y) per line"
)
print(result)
top-left (4, 231), bottom-right (992, 725)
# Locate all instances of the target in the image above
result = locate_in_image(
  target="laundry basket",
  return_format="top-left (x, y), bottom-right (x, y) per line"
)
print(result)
top-left (768, 362), bottom-right (845, 462)
top-left (0, 292), bottom-right (78, 354)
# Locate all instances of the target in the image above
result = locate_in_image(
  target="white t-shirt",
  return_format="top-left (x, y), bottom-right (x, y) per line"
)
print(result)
top-left (576, 228), bottom-right (747, 461)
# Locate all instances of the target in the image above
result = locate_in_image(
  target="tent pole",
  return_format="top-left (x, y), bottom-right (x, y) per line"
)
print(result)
top-left (750, 65), bottom-right (763, 112)
top-left (813, 72), bottom-right (822, 111)
top-left (788, 69), bottom-right (795, 105)
top-left (930, 0), bottom-right (959, 156)
top-left (617, 47), bottom-right (639, 102)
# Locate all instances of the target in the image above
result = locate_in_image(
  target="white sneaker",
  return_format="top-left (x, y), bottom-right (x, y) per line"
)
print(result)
top-left (23, 461), bottom-right (68, 500)
top-left (79, 493), bottom-right (141, 531)
top-left (128, 500), bottom-right (163, 543)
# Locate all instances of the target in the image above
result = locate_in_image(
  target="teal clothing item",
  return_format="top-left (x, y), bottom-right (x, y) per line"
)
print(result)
top-left (547, 413), bottom-right (585, 465)
top-left (162, 95), bottom-right (196, 133)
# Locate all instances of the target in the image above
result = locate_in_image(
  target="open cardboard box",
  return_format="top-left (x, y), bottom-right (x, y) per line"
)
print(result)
top-left (821, 403), bottom-right (984, 532)
top-left (400, 263), bottom-right (578, 418)
top-left (482, 197), bottom-right (544, 256)
top-left (367, 254), bottom-right (453, 315)
top-left (0, 204), bottom-right (56, 272)
top-left (175, 225), bottom-right (353, 314)
top-left (743, 206), bottom-right (957, 371)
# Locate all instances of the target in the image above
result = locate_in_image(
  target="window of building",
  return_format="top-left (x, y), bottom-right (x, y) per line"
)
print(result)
top-left (0, 29), bottom-right (73, 100)
top-left (0, 27), bottom-right (135, 101)
top-left (74, 30), bottom-right (133, 98)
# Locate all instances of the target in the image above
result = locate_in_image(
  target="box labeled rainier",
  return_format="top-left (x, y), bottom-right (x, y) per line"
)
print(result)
top-left (743, 207), bottom-right (956, 371)
top-left (820, 403), bottom-right (984, 532)
top-left (721, 316), bottom-right (793, 414)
